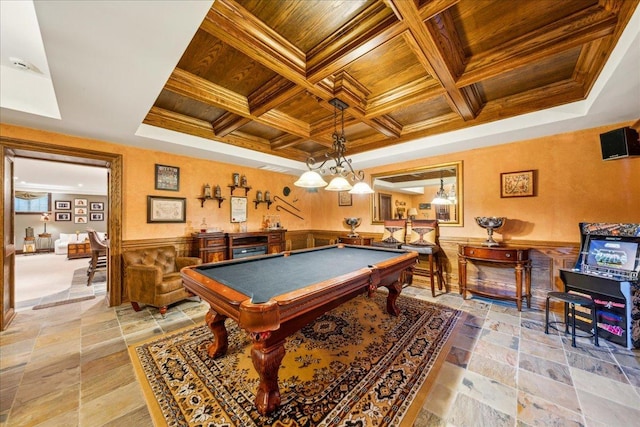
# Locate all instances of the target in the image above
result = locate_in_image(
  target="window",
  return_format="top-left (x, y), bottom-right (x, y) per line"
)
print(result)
top-left (15, 192), bottom-right (51, 214)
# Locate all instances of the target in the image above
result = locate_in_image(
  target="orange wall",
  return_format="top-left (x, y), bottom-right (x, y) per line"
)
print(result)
top-left (345, 121), bottom-right (639, 243)
top-left (2, 121), bottom-right (639, 243)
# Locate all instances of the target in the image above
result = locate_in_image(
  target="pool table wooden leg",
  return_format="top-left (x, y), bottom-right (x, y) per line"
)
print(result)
top-left (205, 308), bottom-right (228, 358)
top-left (385, 280), bottom-right (403, 316)
top-left (251, 337), bottom-right (286, 415)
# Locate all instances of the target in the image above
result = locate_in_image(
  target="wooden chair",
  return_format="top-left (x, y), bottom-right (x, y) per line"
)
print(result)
top-left (401, 219), bottom-right (447, 297)
top-left (86, 229), bottom-right (107, 286)
top-left (371, 219), bottom-right (407, 249)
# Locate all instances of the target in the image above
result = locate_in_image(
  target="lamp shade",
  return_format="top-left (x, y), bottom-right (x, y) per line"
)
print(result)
top-left (294, 171), bottom-right (328, 188)
top-left (325, 176), bottom-right (352, 191)
top-left (348, 181), bottom-right (374, 194)
top-left (407, 208), bottom-right (418, 218)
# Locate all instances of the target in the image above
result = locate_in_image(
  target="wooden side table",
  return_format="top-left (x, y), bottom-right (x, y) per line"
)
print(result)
top-left (37, 233), bottom-right (53, 253)
top-left (458, 245), bottom-right (532, 311)
top-left (338, 236), bottom-right (372, 246)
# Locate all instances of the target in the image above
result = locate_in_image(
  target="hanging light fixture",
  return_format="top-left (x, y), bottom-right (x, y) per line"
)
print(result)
top-left (431, 174), bottom-right (452, 205)
top-left (294, 98), bottom-right (374, 194)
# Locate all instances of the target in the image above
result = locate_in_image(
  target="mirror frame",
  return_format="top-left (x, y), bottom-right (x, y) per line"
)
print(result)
top-left (370, 160), bottom-right (463, 227)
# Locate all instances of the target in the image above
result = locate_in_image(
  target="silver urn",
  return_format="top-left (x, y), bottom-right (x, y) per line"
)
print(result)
top-left (475, 216), bottom-right (506, 247)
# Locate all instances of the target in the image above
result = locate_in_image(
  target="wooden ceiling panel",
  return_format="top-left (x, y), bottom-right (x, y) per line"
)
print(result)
top-left (237, 0), bottom-right (373, 52)
top-left (144, 0), bottom-right (638, 163)
top-left (344, 35), bottom-right (429, 97)
top-left (154, 90), bottom-right (226, 123)
top-left (478, 48), bottom-right (581, 103)
top-left (452, 0), bottom-right (600, 56)
top-left (177, 30), bottom-right (277, 97)
top-left (388, 96), bottom-right (453, 127)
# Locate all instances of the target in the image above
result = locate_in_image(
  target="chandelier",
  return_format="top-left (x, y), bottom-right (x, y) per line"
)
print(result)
top-left (431, 175), bottom-right (452, 205)
top-left (294, 98), bottom-right (374, 194)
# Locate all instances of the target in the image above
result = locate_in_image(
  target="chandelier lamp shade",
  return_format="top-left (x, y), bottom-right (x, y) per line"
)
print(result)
top-left (294, 98), bottom-right (374, 194)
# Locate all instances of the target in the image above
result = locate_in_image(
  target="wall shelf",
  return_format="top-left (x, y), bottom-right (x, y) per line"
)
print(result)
top-left (228, 185), bottom-right (251, 196)
top-left (254, 200), bottom-right (273, 209)
top-left (198, 196), bottom-right (225, 208)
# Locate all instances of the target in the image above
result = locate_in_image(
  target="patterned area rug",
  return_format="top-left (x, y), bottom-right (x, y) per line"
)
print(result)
top-left (32, 267), bottom-right (106, 310)
top-left (129, 292), bottom-right (462, 426)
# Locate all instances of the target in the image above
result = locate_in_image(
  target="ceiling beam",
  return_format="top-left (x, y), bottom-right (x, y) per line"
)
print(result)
top-left (391, 2), bottom-right (482, 120)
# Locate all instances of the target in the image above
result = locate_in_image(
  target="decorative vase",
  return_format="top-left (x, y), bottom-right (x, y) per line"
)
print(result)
top-left (475, 216), bottom-right (506, 247)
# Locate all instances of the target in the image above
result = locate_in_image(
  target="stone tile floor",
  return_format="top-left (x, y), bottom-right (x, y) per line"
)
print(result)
top-left (1, 286), bottom-right (638, 426)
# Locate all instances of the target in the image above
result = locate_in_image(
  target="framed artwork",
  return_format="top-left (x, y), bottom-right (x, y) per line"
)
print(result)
top-left (230, 196), bottom-right (247, 223)
top-left (147, 196), bottom-right (186, 223)
top-left (90, 202), bottom-right (104, 211)
top-left (75, 207), bottom-right (87, 215)
top-left (418, 203), bottom-right (431, 210)
top-left (55, 212), bottom-right (71, 221)
top-left (74, 198), bottom-right (87, 206)
top-left (90, 212), bottom-right (104, 221)
top-left (75, 216), bottom-right (87, 224)
top-left (55, 200), bottom-right (71, 210)
top-left (338, 191), bottom-right (352, 206)
top-left (155, 164), bottom-right (180, 191)
top-left (500, 170), bottom-right (535, 198)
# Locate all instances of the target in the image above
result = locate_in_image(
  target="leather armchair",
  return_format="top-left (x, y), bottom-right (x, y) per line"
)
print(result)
top-left (122, 245), bottom-right (202, 316)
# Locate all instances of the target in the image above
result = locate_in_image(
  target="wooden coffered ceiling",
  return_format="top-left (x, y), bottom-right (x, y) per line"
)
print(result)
top-left (143, 0), bottom-right (638, 163)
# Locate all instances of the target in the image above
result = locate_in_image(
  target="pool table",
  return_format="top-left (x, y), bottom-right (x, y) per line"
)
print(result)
top-left (181, 244), bottom-right (417, 415)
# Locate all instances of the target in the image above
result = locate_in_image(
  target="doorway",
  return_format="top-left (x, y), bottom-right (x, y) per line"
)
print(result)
top-left (13, 158), bottom-right (108, 308)
top-left (1, 137), bottom-right (123, 330)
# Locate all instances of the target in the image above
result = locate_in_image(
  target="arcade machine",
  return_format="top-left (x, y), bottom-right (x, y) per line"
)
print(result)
top-left (560, 223), bottom-right (640, 349)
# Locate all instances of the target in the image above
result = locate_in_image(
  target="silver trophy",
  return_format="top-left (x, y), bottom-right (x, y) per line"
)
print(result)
top-left (344, 217), bottom-right (362, 237)
top-left (475, 217), bottom-right (506, 247)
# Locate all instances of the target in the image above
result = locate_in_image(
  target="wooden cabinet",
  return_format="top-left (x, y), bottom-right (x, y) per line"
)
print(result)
top-left (267, 231), bottom-right (285, 254)
top-left (67, 242), bottom-right (91, 259)
top-left (458, 245), bottom-right (532, 311)
top-left (227, 230), bottom-right (286, 259)
top-left (338, 236), bottom-right (372, 246)
top-left (194, 230), bottom-right (286, 262)
top-left (193, 232), bottom-right (227, 263)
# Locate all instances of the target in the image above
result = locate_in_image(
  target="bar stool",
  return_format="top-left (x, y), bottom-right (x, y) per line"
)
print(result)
top-left (545, 291), bottom-right (599, 347)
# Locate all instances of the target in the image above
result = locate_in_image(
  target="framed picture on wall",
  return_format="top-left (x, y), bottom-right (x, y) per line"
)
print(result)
top-left (90, 212), bottom-right (104, 221)
top-left (147, 196), bottom-right (186, 223)
top-left (338, 191), bottom-right (352, 206)
top-left (230, 196), bottom-right (247, 223)
top-left (75, 207), bottom-right (87, 215)
top-left (155, 164), bottom-right (180, 191)
top-left (55, 200), bottom-right (71, 210)
top-left (90, 202), bottom-right (104, 211)
top-left (55, 212), bottom-right (71, 221)
top-left (75, 216), bottom-right (87, 224)
top-left (500, 170), bottom-right (535, 198)
top-left (74, 198), bottom-right (87, 206)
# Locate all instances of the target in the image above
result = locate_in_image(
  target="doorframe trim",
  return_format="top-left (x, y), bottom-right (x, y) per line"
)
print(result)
top-left (1, 137), bottom-right (123, 318)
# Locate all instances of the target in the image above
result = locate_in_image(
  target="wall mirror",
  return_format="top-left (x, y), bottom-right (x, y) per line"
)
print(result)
top-left (370, 161), bottom-right (463, 226)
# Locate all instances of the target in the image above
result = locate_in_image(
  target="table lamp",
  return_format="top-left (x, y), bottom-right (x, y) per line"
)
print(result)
top-left (407, 208), bottom-right (418, 220)
top-left (40, 212), bottom-right (51, 234)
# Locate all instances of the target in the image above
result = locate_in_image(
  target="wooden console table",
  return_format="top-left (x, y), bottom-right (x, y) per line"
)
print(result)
top-left (338, 236), bottom-right (372, 246)
top-left (458, 245), bottom-right (532, 311)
